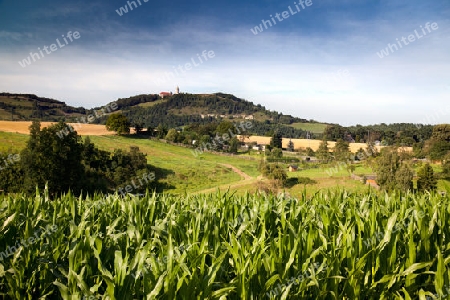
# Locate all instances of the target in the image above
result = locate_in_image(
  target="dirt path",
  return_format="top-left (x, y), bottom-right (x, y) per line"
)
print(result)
top-left (192, 163), bottom-right (256, 194)
top-left (219, 163), bottom-right (252, 180)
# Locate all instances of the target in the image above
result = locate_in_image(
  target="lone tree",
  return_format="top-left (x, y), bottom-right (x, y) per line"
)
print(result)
top-left (134, 123), bottom-right (144, 134)
top-left (287, 140), bottom-right (295, 152)
top-left (316, 140), bottom-right (330, 162)
top-left (229, 137), bottom-right (239, 154)
top-left (334, 139), bottom-right (350, 161)
top-left (374, 147), bottom-right (414, 192)
top-left (21, 121), bottom-right (85, 195)
top-left (106, 113), bottom-right (131, 135)
top-left (417, 163), bottom-right (437, 191)
top-left (270, 131), bottom-right (283, 149)
top-left (260, 163), bottom-right (287, 187)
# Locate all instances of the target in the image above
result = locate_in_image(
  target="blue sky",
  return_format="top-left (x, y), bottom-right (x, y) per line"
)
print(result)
top-left (0, 0), bottom-right (448, 125)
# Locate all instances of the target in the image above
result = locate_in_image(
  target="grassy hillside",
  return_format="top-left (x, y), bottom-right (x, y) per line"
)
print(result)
top-left (0, 131), bottom-right (370, 195)
top-left (0, 132), bottom-right (28, 152)
top-left (290, 122), bottom-right (328, 134)
top-left (2, 130), bottom-right (448, 197)
top-left (0, 93), bottom-right (86, 121)
top-left (88, 135), bottom-right (260, 194)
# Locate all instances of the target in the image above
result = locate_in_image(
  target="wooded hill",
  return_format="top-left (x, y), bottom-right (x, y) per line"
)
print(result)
top-left (103, 93), bottom-right (317, 138)
top-left (0, 93), bottom-right (86, 121)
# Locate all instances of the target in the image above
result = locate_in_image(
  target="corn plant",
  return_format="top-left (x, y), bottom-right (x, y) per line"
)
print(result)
top-left (0, 188), bottom-right (449, 299)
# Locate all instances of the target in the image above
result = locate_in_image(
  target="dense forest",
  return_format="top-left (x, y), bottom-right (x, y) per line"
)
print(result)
top-left (115, 93), bottom-right (310, 126)
top-left (322, 123), bottom-right (434, 147)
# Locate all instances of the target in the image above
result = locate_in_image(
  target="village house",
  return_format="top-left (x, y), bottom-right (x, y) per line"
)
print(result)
top-left (159, 92), bottom-right (172, 98)
top-left (288, 165), bottom-right (299, 172)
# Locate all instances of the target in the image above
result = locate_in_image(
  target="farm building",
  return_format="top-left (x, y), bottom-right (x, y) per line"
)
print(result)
top-left (288, 165), bottom-right (299, 172)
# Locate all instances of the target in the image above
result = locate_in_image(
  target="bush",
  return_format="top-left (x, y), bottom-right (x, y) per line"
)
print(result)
top-left (297, 177), bottom-right (317, 185)
top-left (261, 163), bottom-right (287, 186)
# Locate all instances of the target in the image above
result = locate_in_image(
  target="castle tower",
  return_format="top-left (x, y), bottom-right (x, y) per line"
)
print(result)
top-left (176, 86), bottom-right (180, 94)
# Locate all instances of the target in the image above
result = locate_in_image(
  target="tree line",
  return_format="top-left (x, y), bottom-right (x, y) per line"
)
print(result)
top-left (0, 121), bottom-right (161, 196)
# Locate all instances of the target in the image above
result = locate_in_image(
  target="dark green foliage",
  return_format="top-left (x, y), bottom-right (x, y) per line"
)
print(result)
top-left (316, 140), bottom-right (331, 162)
top-left (417, 163), bottom-right (437, 192)
top-left (0, 153), bottom-right (23, 193)
top-left (107, 94), bottom-right (159, 110)
top-left (374, 147), bottom-right (414, 192)
top-left (0, 121), bottom-right (159, 195)
top-left (270, 148), bottom-right (283, 158)
top-left (287, 140), bottom-right (294, 152)
top-left (216, 121), bottom-right (236, 135)
top-left (306, 147), bottom-right (315, 157)
top-left (328, 123), bottom-right (434, 146)
top-left (324, 125), bottom-right (347, 141)
top-left (334, 139), bottom-right (350, 161)
top-left (21, 121), bottom-right (85, 195)
top-left (134, 123), bottom-right (144, 134)
top-left (442, 159), bottom-right (450, 179)
top-left (425, 125), bottom-right (450, 161)
top-left (297, 177), bottom-right (317, 185)
top-left (261, 163), bottom-right (287, 185)
top-left (155, 124), bottom-right (168, 139)
top-left (395, 164), bottom-right (414, 191)
top-left (229, 137), bottom-right (239, 153)
top-left (428, 141), bottom-right (450, 161)
top-left (165, 129), bottom-right (180, 143)
top-left (270, 131), bottom-right (283, 149)
top-left (282, 176), bottom-right (317, 187)
top-left (118, 93), bottom-right (309, 138)
top-left (106, 113), bottom-right (131, 135)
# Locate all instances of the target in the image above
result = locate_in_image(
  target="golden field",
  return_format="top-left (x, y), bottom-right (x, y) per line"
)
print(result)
top-left (238, 135), bottom-right (413, 153)
top-left (0, 121), bottom-right (114, 136)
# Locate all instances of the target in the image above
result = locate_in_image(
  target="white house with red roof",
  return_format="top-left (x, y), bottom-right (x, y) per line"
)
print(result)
top-left (159, 92), bottom-right (172, 98)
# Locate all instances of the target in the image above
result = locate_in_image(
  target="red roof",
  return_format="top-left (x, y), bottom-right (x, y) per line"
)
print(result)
top-left (160, 92), bottom-right (171, 95)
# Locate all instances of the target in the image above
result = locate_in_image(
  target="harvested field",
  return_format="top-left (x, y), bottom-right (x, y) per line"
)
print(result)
top-left (238, 135), bottom-right (412, 153)
top-left (0, 121), bottom-right (114, 136)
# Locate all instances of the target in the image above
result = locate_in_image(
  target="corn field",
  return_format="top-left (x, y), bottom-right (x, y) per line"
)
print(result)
top-left (0, 189), bottom-right (449, 299)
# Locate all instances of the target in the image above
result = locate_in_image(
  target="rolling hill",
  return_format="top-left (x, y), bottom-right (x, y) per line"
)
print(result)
top-left (104, 92), bottom-right (327, 138)
top-left (0, 93), bottom-right (87, 121)
top-left (0, 92), bottom-right (329, 139)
